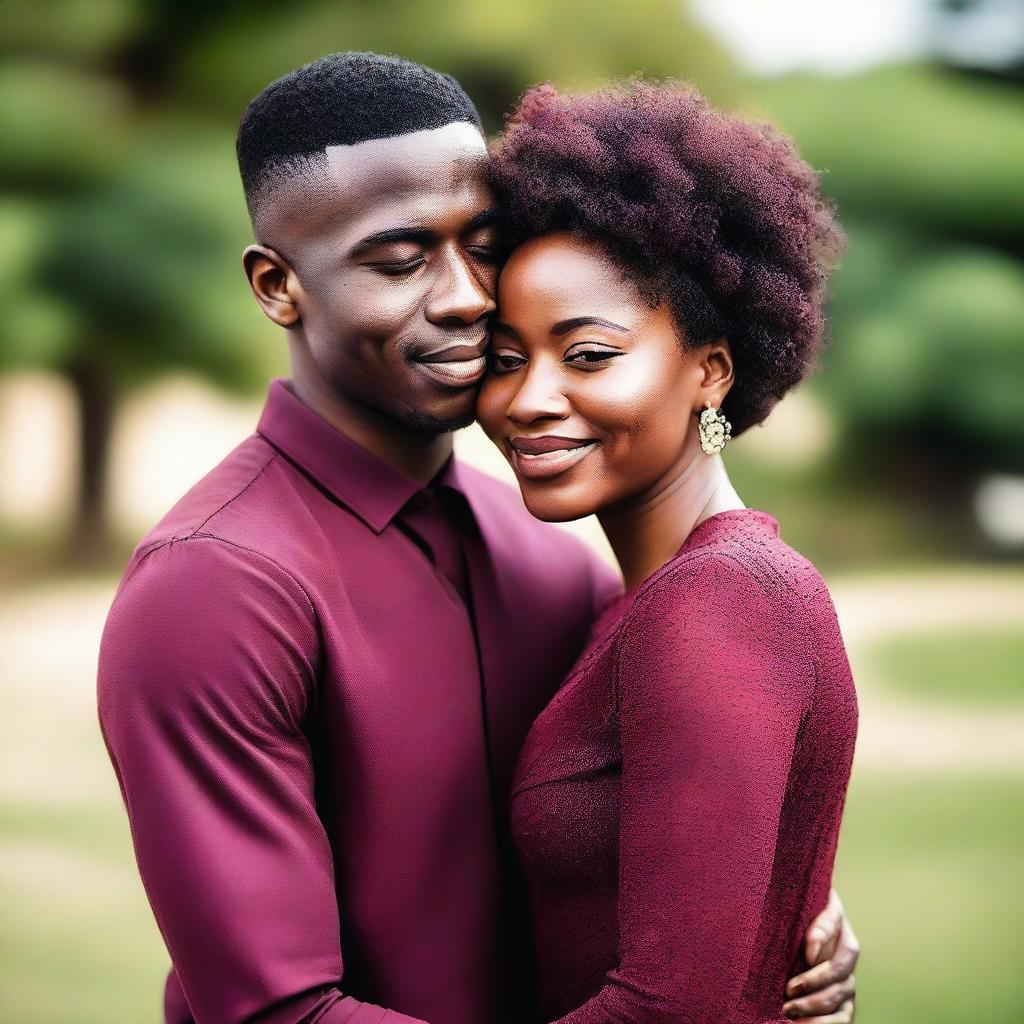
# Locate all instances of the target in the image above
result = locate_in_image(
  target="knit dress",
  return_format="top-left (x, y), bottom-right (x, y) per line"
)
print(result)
top-left (509, 509), bottom-right (858, 1024)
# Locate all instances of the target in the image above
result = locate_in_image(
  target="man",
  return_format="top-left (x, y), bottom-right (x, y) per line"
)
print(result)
top-left (98, 52), bottom-right (858, 1024)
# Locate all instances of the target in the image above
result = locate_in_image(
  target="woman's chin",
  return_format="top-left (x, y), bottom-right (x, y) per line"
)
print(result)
top-left (519, 483), bottom-right (600, 524)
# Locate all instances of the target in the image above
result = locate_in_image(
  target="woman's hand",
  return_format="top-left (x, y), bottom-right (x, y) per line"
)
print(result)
top-left (782, 888), bottom-right (859, 1022)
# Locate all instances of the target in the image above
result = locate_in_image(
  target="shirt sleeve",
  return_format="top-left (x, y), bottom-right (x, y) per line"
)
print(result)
top-left (97, 536), bottom-right (427, 1024)
top-left (552, 552), bottom-right (813, 1024)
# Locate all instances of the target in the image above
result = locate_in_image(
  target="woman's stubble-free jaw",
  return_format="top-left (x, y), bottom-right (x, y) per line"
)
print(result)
top-left (477, 232), bottom-right (730, 524)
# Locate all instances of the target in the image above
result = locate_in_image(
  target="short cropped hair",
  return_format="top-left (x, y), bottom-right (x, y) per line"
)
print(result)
top-left (489, 82), bottom-right (845, 435)
top-left (237, 51), bottom-right (482, 221)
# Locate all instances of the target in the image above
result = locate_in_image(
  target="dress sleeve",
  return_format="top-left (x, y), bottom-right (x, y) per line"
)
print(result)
top-left (553, 553), bottom-right (813, 1024)
top-left (586, 547), bottom-right (625, 620)
top-left (97, 537), bottom-right (426, 1024)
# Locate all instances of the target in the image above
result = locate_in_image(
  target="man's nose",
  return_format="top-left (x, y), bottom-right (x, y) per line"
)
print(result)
top-left (425, 246), bottom-right (496, 327)
top-left (506, 361), bottom-right (572, 425)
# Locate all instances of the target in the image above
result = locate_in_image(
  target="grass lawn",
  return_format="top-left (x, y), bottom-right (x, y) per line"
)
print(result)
top-left (2, 770), bottom-right (1022, 1023)
top-left (866, 627), bottom-right (1024, 705)
top-left (833, 772), bottom-right (1024, 1024)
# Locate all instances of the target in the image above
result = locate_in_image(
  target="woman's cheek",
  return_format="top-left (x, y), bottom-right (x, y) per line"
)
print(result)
top-left (475, 376), bottom-right (510, 442)
top-left (585, 354), bottom-right (692, 486)
top-left (575, 352), bottom-right (673, 437)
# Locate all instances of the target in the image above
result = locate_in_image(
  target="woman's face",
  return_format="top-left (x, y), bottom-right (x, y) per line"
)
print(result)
top-left (477, 232), bottom-right (728, 522)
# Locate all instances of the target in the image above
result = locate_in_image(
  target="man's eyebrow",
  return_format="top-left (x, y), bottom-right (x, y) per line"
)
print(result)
top-left (350, 226), bottom-right (435, 254)
top-left (464, 208), bottom-right (500, 233)
top-left (349, 209), bottom-right (499, 256)
top-left (551, 316), bottom-right (629, 336)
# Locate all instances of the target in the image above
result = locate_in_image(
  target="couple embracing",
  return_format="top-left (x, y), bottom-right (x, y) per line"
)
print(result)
top-left (98, 52), bottom-right (859, 1024)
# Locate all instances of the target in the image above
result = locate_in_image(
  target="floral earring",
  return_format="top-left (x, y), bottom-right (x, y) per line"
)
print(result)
top-left (698, 401), bottom-right (732, 455)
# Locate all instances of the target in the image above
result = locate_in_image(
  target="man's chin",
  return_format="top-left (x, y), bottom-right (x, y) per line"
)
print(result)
top-left (399, 402), bottom-right (477, 437)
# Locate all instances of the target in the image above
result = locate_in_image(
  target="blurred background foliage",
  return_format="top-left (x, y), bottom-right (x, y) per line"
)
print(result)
top-left (1, 0), bottom-right (1022, 563)
top-left (1, 2), bottom-right (1023, 1023)
top-left (2, 0), bottom-right (1023, 569)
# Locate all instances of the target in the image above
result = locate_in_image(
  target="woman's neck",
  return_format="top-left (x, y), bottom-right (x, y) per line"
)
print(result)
top-left (599, 441), bottom-right (744, 591)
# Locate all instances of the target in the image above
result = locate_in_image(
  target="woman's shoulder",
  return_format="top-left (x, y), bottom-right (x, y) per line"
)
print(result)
top-left (612, 515), bottom-right (823, 711)
top-left (625, 509), bottom-right (835, 632)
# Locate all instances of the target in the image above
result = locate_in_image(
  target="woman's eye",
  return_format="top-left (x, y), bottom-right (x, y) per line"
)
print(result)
top-left (565, 349), bottom-right (623, 366)
top-left (490, 352), bottom-right (526, 373)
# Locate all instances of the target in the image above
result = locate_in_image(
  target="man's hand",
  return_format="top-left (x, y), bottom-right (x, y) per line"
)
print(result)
top-left (782, 888), bottom-right (859, 1022)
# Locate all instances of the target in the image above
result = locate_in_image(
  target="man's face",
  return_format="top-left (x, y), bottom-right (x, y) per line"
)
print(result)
top-left (258, 122), bottom-right (498, 434)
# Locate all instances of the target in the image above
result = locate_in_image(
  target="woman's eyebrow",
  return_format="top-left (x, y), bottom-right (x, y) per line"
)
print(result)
top-left (491, 320), bottom-right (520, 339)
top-left (551, 316), bottom-right (628, 336)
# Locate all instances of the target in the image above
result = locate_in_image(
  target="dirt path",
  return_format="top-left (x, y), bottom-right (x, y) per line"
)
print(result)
top-left (831, 571), bottom-right (1024, 774)
top-left (2, 568), bottom-right (1023, 804)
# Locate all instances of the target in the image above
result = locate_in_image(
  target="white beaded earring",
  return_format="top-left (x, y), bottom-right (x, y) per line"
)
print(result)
top-left (698, 401), bottom-right (732, 455)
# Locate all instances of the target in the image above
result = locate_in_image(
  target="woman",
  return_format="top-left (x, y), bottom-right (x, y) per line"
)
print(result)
top-left (477, 82), bottom-right (858, 1023)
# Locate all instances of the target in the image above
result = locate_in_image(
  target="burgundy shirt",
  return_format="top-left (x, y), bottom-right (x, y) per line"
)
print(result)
top-left (97, 379), bottom-right (619, 1024)
top-left (510, 510), bottom-right (858, 1024)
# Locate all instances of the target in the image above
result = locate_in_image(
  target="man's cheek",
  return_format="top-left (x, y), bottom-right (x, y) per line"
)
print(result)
top-left (478, 263), bottom-right (500, 300)
top-left (347, 281), bottom-right (425, 337)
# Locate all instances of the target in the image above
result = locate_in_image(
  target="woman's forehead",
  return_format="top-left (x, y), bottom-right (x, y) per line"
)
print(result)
top-left (500, 235), bottom-right (633, 306)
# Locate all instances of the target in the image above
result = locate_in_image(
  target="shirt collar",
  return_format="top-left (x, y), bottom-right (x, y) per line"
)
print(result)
top-left (257, 378), bottom-right (432, 534)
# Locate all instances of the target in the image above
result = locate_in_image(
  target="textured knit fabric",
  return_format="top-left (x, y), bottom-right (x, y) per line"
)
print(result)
top-left (510, 509), bottom-right (858, 1024)
top-left (97, 379), bottom-right (620, 1024)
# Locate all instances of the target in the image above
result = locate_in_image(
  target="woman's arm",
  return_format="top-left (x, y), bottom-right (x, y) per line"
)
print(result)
top-left (552, 552), bottom-right (815, 1024)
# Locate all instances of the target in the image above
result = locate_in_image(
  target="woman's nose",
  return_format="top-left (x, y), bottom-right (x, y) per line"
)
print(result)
top-left (506, 362), bottom-right (572, 425)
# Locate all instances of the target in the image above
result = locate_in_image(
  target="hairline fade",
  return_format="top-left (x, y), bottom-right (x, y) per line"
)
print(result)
top-left (237, 51), bottom-right (483, 223)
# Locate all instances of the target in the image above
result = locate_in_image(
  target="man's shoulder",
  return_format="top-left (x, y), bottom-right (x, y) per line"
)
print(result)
top-left (133, 433), bottom-right (282, 561)
top-left (454, 459), bottom-right (622, 606)
top-left (456, 460), bottom-right (585, 550)
top-left (111, 434), bottom-right (314, 631)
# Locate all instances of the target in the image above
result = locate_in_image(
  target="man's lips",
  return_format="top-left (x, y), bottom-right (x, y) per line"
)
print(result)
top-left (416, 342), bottom-right (487, 363)
top-left (411, 341), bottom-right (488, 389)
top-left (507, 435), bottom-right (600, 480)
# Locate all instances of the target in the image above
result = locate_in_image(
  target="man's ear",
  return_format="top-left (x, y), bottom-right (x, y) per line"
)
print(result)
top-left (242, 245), bottom-right (301, 328)
top-left (698, 335), bottom-right (734, 408)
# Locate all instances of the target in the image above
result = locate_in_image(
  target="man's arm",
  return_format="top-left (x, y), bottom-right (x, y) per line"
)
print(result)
top-left (98, 536), bottom-right (425, 1024)
top-left (783, 888), bottom-right (859, 1022)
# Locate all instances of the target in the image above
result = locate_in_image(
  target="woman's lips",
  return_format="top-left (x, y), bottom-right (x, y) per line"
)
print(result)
top-left (508, 436), bottom-right (600, 480)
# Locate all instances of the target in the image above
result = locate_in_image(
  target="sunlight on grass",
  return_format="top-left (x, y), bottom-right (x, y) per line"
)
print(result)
top-left (834, 773), bottom-right (1024, 1024)
top-left (867, 627), bottom-right (1024, 705)
top-left (2, 772), bottom-right (1021, 1023)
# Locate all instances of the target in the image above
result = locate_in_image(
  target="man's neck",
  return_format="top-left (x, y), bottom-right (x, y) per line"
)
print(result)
top-left (287, 376), bottom-right (454, 485)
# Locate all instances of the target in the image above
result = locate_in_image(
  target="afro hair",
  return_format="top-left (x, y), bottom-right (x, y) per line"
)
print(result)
top-left (488, 81), bottom-right (845, 434)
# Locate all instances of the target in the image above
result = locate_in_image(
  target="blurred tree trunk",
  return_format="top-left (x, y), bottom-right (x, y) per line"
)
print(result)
top-left (66, 357), bottom-right (116, 563)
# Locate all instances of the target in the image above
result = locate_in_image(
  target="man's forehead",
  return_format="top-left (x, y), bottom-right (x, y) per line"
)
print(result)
top-left (262, 121), bottom-right (491, 247)
top-left (325, 121), bottom-right (488, 197)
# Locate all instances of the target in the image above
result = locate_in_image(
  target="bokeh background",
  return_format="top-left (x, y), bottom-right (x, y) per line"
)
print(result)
top-left (2, 1), bottom-right (1023, 1021)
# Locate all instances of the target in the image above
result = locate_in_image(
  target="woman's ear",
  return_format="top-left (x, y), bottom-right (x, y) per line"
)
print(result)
top-left (699, 335), bottom-right (734, 408)
top-left (242, 245), bottom-right (301, 328)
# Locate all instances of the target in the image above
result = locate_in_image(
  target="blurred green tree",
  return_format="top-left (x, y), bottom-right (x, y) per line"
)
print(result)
top-left (751, 66), bottom-right (1024, 481)
top-left (0, 0), bottom-right (731, 556)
